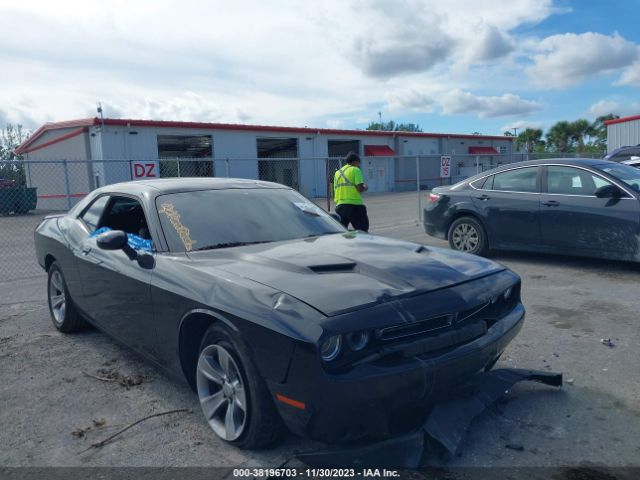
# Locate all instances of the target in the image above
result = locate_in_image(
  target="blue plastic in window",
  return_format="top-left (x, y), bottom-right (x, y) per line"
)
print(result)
top-left (90, 226), bottom-right (153, 252)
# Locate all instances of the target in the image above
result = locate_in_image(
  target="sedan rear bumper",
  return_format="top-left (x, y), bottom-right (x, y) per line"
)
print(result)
top-left (269, 303), bottom-right (525, 444)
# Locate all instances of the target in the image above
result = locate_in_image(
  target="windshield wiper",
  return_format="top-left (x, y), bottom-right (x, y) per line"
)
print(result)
top-left (192, 240), bottom-right (272, 251)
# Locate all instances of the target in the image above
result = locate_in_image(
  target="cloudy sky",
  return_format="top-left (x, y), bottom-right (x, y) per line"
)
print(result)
top-left (0, 0), bottom-right (639, 135)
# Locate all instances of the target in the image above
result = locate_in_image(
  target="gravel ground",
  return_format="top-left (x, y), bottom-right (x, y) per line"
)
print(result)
top-left (1, 192), bottom-right (639, 472)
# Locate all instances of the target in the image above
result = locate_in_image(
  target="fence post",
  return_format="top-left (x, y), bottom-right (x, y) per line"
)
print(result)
top-left (225, 158), bottom-right (230, 177)
top-left (416, 156), bottom-right (421, 224)
top-left (176, 159), bottom-right (181, 177)
top-left (62, 159), bottom-right (72, 210)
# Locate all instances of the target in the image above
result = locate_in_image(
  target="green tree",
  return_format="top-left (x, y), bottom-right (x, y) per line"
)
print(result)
top-left (546, 121), bottom-right (573, 153)
top-left (0, 124), bottom-right (29, 185)
top-left (366, 120), bottom-right (423, 132)
top-left (503, 131), bottom-right (515, 137)
top-left (591, 114), bottom-right (619, 152)
top-left (516, 128), bottom-right (545, 153)
top-left (568, 119), bottom-right (595, 155)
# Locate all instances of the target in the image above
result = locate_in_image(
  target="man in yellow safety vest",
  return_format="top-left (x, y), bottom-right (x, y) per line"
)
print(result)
top-left (333, 151), bottom-right (369, 232)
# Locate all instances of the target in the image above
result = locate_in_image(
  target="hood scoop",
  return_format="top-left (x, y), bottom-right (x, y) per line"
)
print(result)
top-left (309, 262), bottom-right (357, 274)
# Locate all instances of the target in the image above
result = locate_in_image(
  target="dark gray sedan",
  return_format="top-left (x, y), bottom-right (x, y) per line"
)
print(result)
top-left (424, 159), bottom-right (640, 261)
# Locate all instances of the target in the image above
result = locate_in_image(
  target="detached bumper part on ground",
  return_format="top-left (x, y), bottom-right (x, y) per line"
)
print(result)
top-left (296, 368), bottom-right (563, 468)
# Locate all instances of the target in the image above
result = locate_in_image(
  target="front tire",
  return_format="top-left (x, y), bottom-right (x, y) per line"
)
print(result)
top-left (47, 261), bottom-right (86, 332)
top-left (196, 324), bottom-right (284, 449)
top-left (448, 216), bottom-right (489, 256)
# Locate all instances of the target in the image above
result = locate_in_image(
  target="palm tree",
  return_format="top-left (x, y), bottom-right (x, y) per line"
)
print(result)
top-left (546, 121), bottom-right (573, 153)
top-left (569, 119), bottom-right (595, 156)
top-left (516, 128), bottom-right (545, 153)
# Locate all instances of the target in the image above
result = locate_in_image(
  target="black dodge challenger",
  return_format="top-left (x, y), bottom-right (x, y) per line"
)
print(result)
top-left (35, 178), bottom-right (524, 448)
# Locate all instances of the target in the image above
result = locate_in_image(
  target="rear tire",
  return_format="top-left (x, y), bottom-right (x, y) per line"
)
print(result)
top-left (47, 261), bottom-right (86, 332)
top-left (196, 324), bottom-right (285, 449)
top-left (448, 216), bottom-right (489, 256)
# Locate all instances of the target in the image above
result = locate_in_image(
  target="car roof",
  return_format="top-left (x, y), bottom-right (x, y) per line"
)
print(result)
top-left (456, 158), bottom-right (622, 186)
top-left (98, 177), bottom-right (288, 196)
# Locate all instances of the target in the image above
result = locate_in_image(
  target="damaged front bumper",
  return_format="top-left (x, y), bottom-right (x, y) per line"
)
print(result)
top-left (268, 302), bottom-right (526, 444)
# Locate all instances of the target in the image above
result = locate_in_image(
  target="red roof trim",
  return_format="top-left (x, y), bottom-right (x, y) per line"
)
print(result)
top-left (364, 145), bottom-right (396, 156)
top-left (17, 117), bottom-right (514, 153)
top-left (17, 127), bottom-right (87, 154)
top-left (469, 146), bottom-right (500, 155)
top-left (604, 114), bottom-right (640, 126)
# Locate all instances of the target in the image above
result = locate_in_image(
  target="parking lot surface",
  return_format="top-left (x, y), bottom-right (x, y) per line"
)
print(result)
top-left (1, 191), bottom-right (639, 470)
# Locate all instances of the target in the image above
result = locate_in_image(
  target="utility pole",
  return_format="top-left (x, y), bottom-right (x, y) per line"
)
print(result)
top-left (512, 127), bottom-right (518, 137)
top-left (378, 111), bottom-right (382, 130)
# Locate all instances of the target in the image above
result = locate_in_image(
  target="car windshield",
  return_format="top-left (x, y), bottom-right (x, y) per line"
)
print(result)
top-left (595, 163), bottom-right (640, 192)
top-left (156, 188), bottom-right (345, 252)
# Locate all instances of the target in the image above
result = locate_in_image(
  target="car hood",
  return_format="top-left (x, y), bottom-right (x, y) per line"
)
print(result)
top-left (186, 233), bottom-right (505, 316)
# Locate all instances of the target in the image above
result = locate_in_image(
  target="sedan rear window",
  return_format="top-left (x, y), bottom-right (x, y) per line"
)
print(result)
top-left (491, 167), bottom-right (538, 193)
top-left (156, 188), bottom-right (345, 252)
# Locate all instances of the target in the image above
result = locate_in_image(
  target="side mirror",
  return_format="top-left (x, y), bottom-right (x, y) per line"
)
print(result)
top-left (96, 230), bottom-right (128, 250)
top-left (329, 212), bottom-right (342, 223)
top-left (595, 184), bottom-right (622, 198)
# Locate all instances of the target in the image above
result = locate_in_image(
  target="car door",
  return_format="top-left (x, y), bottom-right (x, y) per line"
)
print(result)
top-left (540, 165), bottom-right (640, 255)
top-left (76, 194), bottom-right (158, 355)
top-left (471, 166), bottom-right (542, 248)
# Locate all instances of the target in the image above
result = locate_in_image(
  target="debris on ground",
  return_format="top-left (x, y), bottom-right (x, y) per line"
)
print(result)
top-left (82, 368), bottom-right (149, 388)
top-left (600, 338), bottom-right (615, 348)
top-left (567, 378), bottom-right (575, 385)
top-left (79, 408), bottom-right (192, 453)
top-left (71, 418), bottom-right (108, 439)
top-left (505, 443), bottom-right (525, 451)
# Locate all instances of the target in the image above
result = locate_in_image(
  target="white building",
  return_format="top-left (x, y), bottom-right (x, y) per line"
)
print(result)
top-left (606, 114), bottom-right (640, 152)
top-left (16, 118), bottom-right (515, 210)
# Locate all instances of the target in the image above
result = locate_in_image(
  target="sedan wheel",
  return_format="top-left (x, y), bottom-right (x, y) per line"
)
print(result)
top-left (197, 344), bottom-right (248, 441)
top-left (448, 216), bottom-right (489, 256)
top-left (452, 223), bottom-right (479, 252)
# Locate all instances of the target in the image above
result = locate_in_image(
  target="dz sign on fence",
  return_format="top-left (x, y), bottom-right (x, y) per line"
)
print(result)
top-left (440, 156), bottom-right (451, 178)
top-left (131, 161), bottom-right (159, 179)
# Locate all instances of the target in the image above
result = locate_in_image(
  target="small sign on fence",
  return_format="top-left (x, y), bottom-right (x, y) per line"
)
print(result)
top-left (440, 155), bottom-right (451, 178)
top-left (130, 161), bottom-right (159, 179)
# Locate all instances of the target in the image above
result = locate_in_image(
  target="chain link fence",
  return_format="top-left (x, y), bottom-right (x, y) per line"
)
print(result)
top-left (1, 152), bottom-right (601, 283)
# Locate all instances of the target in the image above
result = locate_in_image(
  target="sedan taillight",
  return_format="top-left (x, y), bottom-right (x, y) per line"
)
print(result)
top-left (428, 193), bottom-right (441, 203)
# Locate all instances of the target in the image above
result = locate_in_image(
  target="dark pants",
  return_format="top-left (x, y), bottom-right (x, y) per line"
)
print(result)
top-left (335, 204), bottom-right (369, 232)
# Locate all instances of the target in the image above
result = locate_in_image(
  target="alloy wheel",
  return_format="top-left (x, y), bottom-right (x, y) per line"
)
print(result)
top-left (48, 270), bottom-right (66, 325)
top-left (196, 344), bottom-right (248, 441)
top-left (452, 223), bottom-right (479, 252)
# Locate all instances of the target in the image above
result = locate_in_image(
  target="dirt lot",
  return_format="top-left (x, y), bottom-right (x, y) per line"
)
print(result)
top-left (1, 191), bottom-right (639, 472)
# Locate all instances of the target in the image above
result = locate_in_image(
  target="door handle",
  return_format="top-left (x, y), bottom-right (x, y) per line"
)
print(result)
top-left (81, 245), bottom-right (92, 255)
top-left (542, 200), bottom-right (560, 207)
top-left (475, 194), bottom-right (491, 201)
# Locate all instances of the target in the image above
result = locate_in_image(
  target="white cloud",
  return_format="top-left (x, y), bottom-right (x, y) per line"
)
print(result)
top-left (441, 90), bottom-right (542, 117)
top-left (0, 0), bottom-right (588, 130)
top-left (617, 61), bottom-right (640, 87)
top-left (384, 88), bottom-right (438, 113)
top-left (589, 100), bottom-right (640, 118)
top-left (527, 32), bottom-right (639, 89)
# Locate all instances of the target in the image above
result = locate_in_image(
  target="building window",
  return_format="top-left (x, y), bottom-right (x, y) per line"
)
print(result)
top-left (257, 138), bottom-right (298, 189)
top-left (328, 140), bottom-right (360, 158)
top-left (157, 135), bottom-right (214, 178)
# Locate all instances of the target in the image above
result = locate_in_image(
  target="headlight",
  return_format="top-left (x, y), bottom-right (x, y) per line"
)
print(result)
top-left (503, 286), bottom-right (513, 301)
top-left (320, 335), bottom-right (342, 362)
top-left (346, 331), bottom-right (369, 351)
